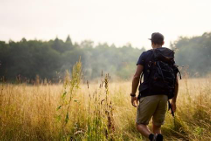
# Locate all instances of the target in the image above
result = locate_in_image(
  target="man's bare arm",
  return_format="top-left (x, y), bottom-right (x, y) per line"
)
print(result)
top-left (172, 76), bottom-right (179, 103)
top-left (131, 65), bottom-right (144, 107)
top-left (171, 76), bottom-right (179, 112)
top-left (131, 65), bottom-right (144, 95)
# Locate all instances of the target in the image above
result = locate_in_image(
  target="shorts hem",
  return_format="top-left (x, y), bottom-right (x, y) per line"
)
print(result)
top-left (152, 121), bottom-right (164, 126)
top-left (136, 121), bottom-right (149, 125)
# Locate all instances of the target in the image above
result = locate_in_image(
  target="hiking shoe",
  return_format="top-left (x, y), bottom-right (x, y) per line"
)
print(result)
top-left (155, 134), bottom-right (163, 141)
top-left (148, 134), bottom-right (155, 141)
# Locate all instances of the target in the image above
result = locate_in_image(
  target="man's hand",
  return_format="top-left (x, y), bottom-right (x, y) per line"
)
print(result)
top-left (131, 96), bottom-right (138, 107)
top-left (170, 101), bottom-right (176, 113)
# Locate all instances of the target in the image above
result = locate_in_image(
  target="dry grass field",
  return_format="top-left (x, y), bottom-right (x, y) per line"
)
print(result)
top-left (0, 69), bottom-right (211, 140)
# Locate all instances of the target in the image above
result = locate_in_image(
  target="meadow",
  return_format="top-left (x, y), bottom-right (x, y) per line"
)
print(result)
top-left (0, 64), bottom-right (211, 141)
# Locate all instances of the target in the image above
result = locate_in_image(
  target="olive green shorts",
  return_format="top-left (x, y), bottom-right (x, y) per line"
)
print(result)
top-left (136, 95), bottom-right (168, 126)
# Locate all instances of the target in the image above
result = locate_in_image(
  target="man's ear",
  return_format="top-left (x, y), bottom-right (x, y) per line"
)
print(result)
top-left (162, 41), bottom-right (165, 45)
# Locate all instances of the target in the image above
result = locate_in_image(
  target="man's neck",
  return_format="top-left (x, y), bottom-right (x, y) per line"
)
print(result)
top-left (152, 45), bottom-right (162, 49)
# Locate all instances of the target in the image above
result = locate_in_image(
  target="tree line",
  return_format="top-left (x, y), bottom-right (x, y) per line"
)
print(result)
top-left (0, 32), bottom-right (210, 83)
top-left (172, 32), bottom-right (211, 77)
top-left (0, 36), bottom-right (144, 83)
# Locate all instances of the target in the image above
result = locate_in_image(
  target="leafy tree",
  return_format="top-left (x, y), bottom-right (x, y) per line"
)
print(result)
top-left (0, 36), bottom-right (145, 82)
top-left (171, 32), bottom-right (211, 76)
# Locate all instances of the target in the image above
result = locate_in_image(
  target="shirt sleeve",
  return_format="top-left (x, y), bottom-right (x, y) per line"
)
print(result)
top-left (136, 52), bottom-right (146, 66)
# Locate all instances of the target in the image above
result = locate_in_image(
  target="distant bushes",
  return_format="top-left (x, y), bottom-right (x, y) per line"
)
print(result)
top-left (0, 37), bottom-right (144, 82)
top-left (1, 31), bottom-right (210, 82)
top-left (172, 32), bottom-right (211, 77)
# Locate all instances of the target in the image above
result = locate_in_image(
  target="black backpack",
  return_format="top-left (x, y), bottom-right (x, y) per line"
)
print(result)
top-left (146, 47), bottom-right (181, 99)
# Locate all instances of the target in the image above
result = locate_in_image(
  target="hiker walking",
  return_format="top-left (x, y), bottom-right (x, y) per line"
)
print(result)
top-left (130, 32), bottom-right (180, 141)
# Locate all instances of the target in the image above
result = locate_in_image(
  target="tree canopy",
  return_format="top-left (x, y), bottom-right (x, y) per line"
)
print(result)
top-left (1, 32), bottom-right (211, 83)
top-left (0, 37), bottom-right (145, 82)
top-left (172, 32), bottom-right (211, 77)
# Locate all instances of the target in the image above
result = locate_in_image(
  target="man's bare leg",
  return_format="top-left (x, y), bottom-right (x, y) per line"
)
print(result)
top-left (136, 123), bottom-right (152, 137)
top-left (152, 124), bottom-right (161, 134)
top-left (152, 124), bottom-right (163, 141)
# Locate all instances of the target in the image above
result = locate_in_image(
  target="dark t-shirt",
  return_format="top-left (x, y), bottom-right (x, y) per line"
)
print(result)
top-left (136, 49), bottom-right (169, 98)
top-left (136, 49), bottom-right (154, 98)
top-left (136, 49), bottom-right (154, 82)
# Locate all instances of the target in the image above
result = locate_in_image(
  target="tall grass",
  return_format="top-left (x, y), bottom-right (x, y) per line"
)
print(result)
top-left (0, 65), bottom-right (210, 140)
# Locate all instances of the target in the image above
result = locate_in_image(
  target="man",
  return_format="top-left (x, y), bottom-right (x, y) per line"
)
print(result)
top-left (130, 32), bottom-right (179, 141)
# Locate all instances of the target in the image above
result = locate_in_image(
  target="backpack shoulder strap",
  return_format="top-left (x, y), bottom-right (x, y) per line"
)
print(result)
top-left (140, 72), bottom-right (144, 83)
top-left (173, 64), bottom-right (182, 79)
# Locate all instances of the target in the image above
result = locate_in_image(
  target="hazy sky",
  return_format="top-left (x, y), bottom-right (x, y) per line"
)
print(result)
top-left (1, 0), bottom-right (211, 49)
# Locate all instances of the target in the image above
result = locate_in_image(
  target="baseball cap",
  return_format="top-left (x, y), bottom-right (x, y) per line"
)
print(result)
top-left (149, 32), bottom-right (164, 44)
